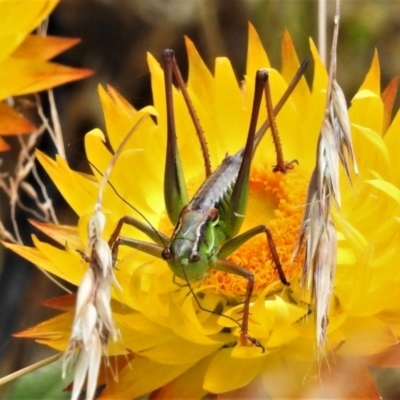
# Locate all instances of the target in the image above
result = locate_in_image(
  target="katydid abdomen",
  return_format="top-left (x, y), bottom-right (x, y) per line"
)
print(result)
top-left (162, 154), bottom-right (241, 281)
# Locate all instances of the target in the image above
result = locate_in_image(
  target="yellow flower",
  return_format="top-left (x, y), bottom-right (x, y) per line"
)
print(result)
top-left (0, 0), bottom-right (93, 150)
top-left (5, 23), bottom-right (400, 398)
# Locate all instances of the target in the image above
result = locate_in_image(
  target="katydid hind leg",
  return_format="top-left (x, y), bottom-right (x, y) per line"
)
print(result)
top-left (226, 71), bottom-right (268, 238)
top-left (253, 56), bottom-right (310, 151)
top-left (263, 73), bottom-right (298, 174)
top-left (168, 51), bottom-right (212, 177)
top-left (162, 49), bottom-right (189, 225)
top-left (162, 49), bottom-right (213, 225)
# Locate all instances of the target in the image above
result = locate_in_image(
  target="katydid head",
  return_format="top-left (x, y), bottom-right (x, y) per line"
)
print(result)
top-left (161, 206), bottom-right (219, 281)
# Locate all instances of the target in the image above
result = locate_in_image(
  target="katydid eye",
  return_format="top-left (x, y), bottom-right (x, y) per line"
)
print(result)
top-left (161, 248), bottom-right (172, 260)
top-left (190, 252), bottom-right (201, 263)
top-left (207, 208), bottom-right (219, 223)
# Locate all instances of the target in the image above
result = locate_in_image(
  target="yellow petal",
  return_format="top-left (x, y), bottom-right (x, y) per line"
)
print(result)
top-left (0, 135), bottom-right (10, 151)
top-left (13, 311), bottom-right (73, 351)
top-left (280, 28), bottom-right (311, 118)
top-left (264, 297), bottom-right (303, 348)
top-left (0, 58), bottom-right (93, 99)
top-left (128, 260), bottom-right (173, 325)
top-left (36, 149), bottom-right (98, 217)
top-left (29, 220), bottom-right (83, 250)
top-left (378, 310), bottom-right (400, 338)
top-left (246, 22), bottom-right (270, 79)
top-left (204, 348), bottom-right (265, 393)
top-left (185, 36), bottom-right (220, 169)
top-left (94, 86), bottom-right (165, 220)
top-left (141, 335), bottom-right (221, 365)
top-left (382, 76), bottom-right (398, 134)
top-left (351, 123), bottom-right (389, 177)
top-left (359, 49), bottom-right (381, 96)
top-left (337, 316), bottom-right (397, 356)
top-left (83, 129), bottom-right (151, 232)
top-left (0, 101), bottom-right (36, 135)
top-left (13, 35), bottom-right (81, 61)
top-left (173, 87), bottom-right (209, 184)
top-left (2, 239), bottom-right (68, 280)
top-left (168, 291), bottom-right (223, 346)
top-left (16, 308), bottom-right (125, 355)
top-left (294, 38), bottom-right (327, 171)
top-left (350, 86), bottom-right (384, 140)
top-left (309, 36), bottom-right (329, 98)
top-left (384, 107), bottom-right (400, 186)
top-left (100, 358), bottom-right (194, 400)
top-left (180, 291), bottom-right (229, 337)
top-left (336, 240), bottom-right (399, 317)
top-left (98, 84), bottom-right (156, 151)
top-left (0, 0), bottom-right (58, 62)
top-left (83, 128), bottom-right (110, 187)
top-left (41, 293), bottom-right (76, 311)
top-left (148, 52), bottom-right (166, 116)
top-left (260, 351), bottom-right (311, 398)
top-left (32, 235), bottom-right (85, 284)
top-left (186, 36), bottom-right (214, 105)
top-left (115, 309), bottom-right (221, 364)
top-left (367, 179), bottom-right (400, 206)
top-left (214, 57), bottom-right (247, 157)
top-left (153, 354), bottom-right (213, 399)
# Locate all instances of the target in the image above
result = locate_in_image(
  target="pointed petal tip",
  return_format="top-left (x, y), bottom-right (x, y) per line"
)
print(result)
top-left (41, 293), bottom-right (77, 311)
top-left (359, 49), bottom-right (381, 95)
top-left (184, 35), bottom-right (194, 47)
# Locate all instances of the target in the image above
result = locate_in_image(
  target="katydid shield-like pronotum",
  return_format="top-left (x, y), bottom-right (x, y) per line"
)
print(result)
top-left (109, 50), bottom-right (309, 350)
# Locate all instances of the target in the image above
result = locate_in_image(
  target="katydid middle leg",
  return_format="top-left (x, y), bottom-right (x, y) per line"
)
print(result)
top-left (218, 224), bottom-right (289, 286)
top-left (212, 224), bottom-right (289, 350)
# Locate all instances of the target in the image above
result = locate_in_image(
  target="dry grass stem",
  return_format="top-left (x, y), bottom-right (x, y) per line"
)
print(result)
top-left (293, 0), bottom-right (358, 354)
top-left (62, 210), bottom-right (120, 400)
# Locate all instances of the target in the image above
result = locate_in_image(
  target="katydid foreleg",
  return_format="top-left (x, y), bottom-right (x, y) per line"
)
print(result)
top-left (263, 70), bottom-right (298, 173)
top-left (252, 56), bottom-right (310, 156)
top-left (108, 215), bottom-right (169, 248)
top-left (112, 235), bottom-right (164, 260)
top-left (163, 49), bottom-right (212, 177)
top-left (108, 216), bottom-right (168, 265)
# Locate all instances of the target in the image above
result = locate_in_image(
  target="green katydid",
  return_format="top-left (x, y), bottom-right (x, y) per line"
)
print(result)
top-left (109, 50), bottom-right (309, 349)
